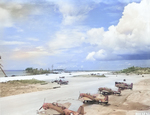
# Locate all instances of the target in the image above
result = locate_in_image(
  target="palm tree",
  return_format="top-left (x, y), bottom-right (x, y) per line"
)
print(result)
top-left (0, 56), bottom-right (7, 77)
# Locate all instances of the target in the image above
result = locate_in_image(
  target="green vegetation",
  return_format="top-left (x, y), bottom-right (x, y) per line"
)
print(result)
top-left (98, 74), bottom-right (106, 77)
top-left (25, 67), bottom-right (51, 75)
top-left (73, 74), bottom-right (106, 77)
top-left (121, 66), bottom-right (138, 73)
top-left (117, 66), bottom-right (150, 74)
top-left (6, 79), bottom-right (47, 85)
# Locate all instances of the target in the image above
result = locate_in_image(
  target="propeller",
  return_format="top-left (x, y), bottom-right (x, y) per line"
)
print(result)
top-left (39, 98), bottom-right (46, 110)
top-left (78, 91), bottom-right (81, 99)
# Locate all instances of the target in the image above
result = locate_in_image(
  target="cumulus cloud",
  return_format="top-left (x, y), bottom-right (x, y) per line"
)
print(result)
top-left (86, 52), bottom-right (96, 61)
top-left (118, 0), bottom-right (141, 4)
top-left (50, 0), bottom-right (94, 25)
top-left (0, 2), bottom-right (43, 28)
top-left (0, 40), bottom-right (27, 45)
top-left (86, 28), bottom-right (105, 45)
top-left (94, 49), bottom-right (108, 60)
top-left (27, 38), bottom-right (39, 41)
top-left (92, 0), bottom-right (115, 4)
top-left (0, 7), bottom-right (12, 27)
top-left (92, 0), bottom-right (141, 4)
top-left (86, 0), bottom-right (150, 61)
top-left (86, 49), bottom-right (122, 61)
top-left (11, 46), bottom-right (50, 60)
top-left (48, 29), bottom-right (85, 53)
top-left (1, 0), bottom-right (149, 69)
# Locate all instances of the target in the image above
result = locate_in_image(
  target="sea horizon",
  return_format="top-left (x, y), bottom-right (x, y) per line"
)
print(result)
top-left (0, 69), bottom-right (115, 77)
top-left (0, 70), bottom-right (27, 77)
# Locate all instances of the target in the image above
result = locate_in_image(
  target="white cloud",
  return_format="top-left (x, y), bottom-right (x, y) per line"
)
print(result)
top-left (11, 46), bottom-right (50, 60)
top-left (0, 2), bottom-right (43, 28)
top-left (86, 0), bottom-right (150, 61)
top-left (86, 49), bottom-right (122, 61)
top-left (51, 0), bottom-right (93, 25)
top-left (48, 29), bottom-right (85, 53)
top-left (92, 0), bottom-right (140, 4)
top-left (92, 0), bottom-right (115, 4)
top-left (118, 0), bottom-right (141, 4)
top-left (27, 38), bottom-right (39, 41)
top-left (86, 52), bottom-right (95, 61)
top-left (0, 40), bottom-right (27, 45)
top-left (13, 48), bottom-right (20, 51)
top-left (94, 49), bottom-right (108, 60)
top-left (1, 0), bottom-right (149, 69)
top-left (86, 28), bottom-right (105, 45)
top-left (0, 7), bottom-right (12, 27)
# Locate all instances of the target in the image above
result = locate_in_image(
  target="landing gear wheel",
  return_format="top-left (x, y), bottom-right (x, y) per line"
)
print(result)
top-left (99, 100), bottom-right (102, 104)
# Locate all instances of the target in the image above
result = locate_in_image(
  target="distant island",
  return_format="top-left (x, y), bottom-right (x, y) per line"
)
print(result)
top-left (25, 67), bottom-right (64, 75)
top-left (116, 66), bottom-right (150, 74)
top-left (25, 67), bottom-right (51, 75)
top-left (25, 66), bottom-right (150, 75)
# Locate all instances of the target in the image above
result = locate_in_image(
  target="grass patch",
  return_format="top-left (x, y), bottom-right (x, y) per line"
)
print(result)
top-left (6, 79), bottom-right (47, 85)
top-left (97, 74), bottom-right (106, 77)
top-left (116, 66), bottom-right (150, 74)
top-left (73, 74), bottom-right (106, 77)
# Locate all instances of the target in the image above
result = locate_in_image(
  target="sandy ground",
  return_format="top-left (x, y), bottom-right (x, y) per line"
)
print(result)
top-left (84, 77), bottom-right (150, 115)
top-left (0, 82), bottom-right (60, 97)
top-left (0, 72), bottom-right (150, 115)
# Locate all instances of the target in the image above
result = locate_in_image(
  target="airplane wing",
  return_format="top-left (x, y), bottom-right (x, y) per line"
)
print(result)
top-left (61, 102), bottom-right (71, 109)
top-left (79, 97), bottom-right (93, 101)
top-left (95, 94), bottom-right (105, 99)
top-left (38, 109), bottom-right (61, 115)
top-left (102, 90), bottom-right (109, 92)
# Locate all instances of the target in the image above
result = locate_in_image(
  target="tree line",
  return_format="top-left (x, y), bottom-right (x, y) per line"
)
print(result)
top-left (25, 67), bottom-right (51, 75)
top-left (117, 66), bottom-right (150, 74)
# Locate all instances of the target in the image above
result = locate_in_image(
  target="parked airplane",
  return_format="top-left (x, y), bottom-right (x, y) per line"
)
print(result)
top-left (115, 82), bottom-right (133, 90)
top-left (98, 87), bottom-right (121, 95)
top-left (37, 102), bottom-right (84, 115)
top-left (78, 93), bottom-right (108, 104)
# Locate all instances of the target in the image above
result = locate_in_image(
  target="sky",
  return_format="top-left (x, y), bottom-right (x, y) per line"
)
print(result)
top-left (0, 0), bottom-right (150, 70)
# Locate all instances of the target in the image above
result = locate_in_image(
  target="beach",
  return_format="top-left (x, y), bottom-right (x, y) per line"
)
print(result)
top-left (0, 71), bottom-right (150, 115)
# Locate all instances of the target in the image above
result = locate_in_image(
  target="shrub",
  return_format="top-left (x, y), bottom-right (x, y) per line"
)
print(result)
top-left (7, 79), bottom-right (47, 84)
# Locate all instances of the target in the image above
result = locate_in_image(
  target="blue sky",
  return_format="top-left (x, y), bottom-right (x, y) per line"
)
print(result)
top-left (0, 0), bottom-right (150, 70)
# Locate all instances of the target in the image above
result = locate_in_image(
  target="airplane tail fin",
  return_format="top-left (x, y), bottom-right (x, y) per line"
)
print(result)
top-left (39, 98), bottom-right (46, 110)
top-left (78, 92), bottom-right (82, 99)
top-left (78, 92), bottom-right (81, 99)
top-left (77, 105), bottom-right (84, 115)
top-left (118, 88), bottom-right (121, 93)
top-left (131, 83), bottom-right (133, 89)
top-left (104, 95), bottom-right (108, 102)
top-left (39, 106), bottom-right (42, 110)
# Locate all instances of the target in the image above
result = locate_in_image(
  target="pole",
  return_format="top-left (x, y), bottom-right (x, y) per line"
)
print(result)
top-left (0, 66), bottom-right (7, 77)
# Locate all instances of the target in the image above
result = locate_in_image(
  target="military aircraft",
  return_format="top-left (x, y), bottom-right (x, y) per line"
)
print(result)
top-left (51, 77), bottom-right (69, 85)
top-left (78, 93), bottom-right (108, 104)
top-left (37, 102), bottom-right (84, 115)
top-left (115, 82), bottom-right (133, 90)
top-left (98, 87), bottom-right (121, 95)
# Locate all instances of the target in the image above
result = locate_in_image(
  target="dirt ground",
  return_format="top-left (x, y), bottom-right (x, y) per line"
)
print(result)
top-left (84, 78), bottom-right (150, 115)
top-left (0, 82), bottom-right (60, 97)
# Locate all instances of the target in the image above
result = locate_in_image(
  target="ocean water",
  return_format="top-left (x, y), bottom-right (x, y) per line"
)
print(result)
top-left (0, 70), bottom-right (28, 77)
top-left (0, 69), bottom-right (113, 77)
